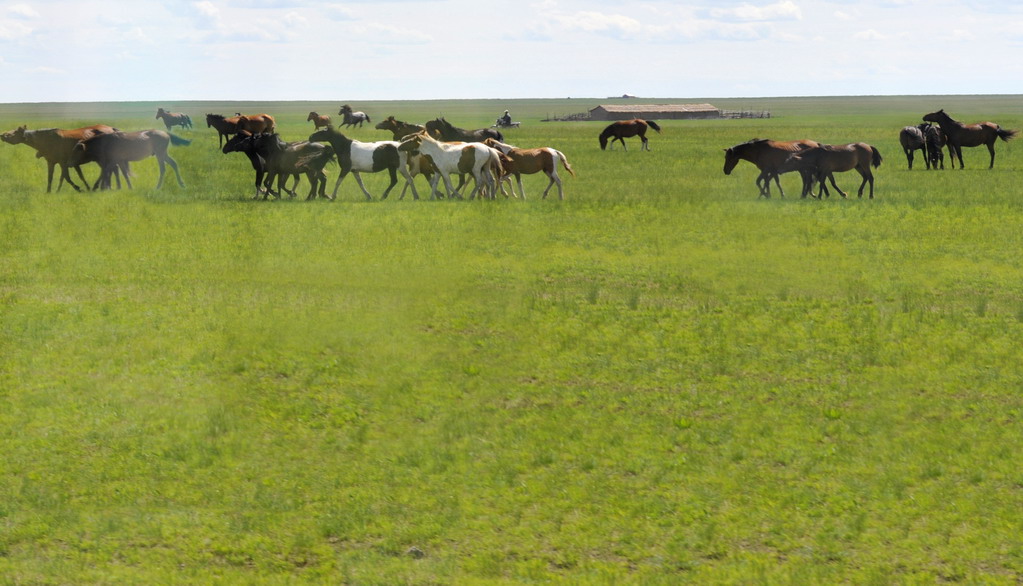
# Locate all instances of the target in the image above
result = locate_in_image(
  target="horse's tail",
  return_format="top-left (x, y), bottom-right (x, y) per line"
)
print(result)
top-left (297, 145), bottom-right (335, 171)
top-left (553, 149), bottom-right (576, 177)
top-left (997, 127), bottom-right (1019, 142)
top-left (646, 120), bottom-right (662, 133)
top-left (871, 146), bottom-right (883, 168)
top-left (169, 133), bottom-right (192, 147)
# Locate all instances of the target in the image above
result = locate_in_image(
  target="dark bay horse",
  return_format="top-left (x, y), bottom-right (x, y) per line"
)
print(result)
top-left (781, 143), bottom-right (883, 199)
top-left (2, 124), bottom-right (119, 192)
top-left (599, 119), bottom-right (661, 151)
top-left (425, 117), bottom-right (503, 143)
top-left (375, 116), bottom-right (425, 140)
top-left (723, 138), bottom-right (820, 197)
top-left (156, 108), bottom-right (192, 131)
top-left (922, 109), bottom-right (1018, 169)
top-left (206, 113), bottom-right (241, 147)
top-left (924, 124), bottom-right (946, 170)
top-left (223, 132), bottom-right (333, 200)
top-left (72, 130), bottom-right (191, 190)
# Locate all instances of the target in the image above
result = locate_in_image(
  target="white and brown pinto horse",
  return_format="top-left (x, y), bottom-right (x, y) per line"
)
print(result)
top-left (309, 126), bottom-right (418, 200)
top-left (398, 132), bottom-right (502, 200)
top-left (338, 105), bottom-right (371, 128)
top-left (923, 109), bottom-right (1017, 169)
top-left (483, 138), bottom-right (575, 200)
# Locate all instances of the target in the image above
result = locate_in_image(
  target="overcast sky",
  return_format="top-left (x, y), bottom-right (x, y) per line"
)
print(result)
top-left (1, 0), bottom-right (1022, 102)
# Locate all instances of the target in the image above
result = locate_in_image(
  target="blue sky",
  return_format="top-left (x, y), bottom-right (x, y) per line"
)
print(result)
top-left (1, 0), bottom-right (1022, 102)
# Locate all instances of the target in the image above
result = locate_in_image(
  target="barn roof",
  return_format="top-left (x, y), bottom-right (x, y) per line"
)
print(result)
top-left (590, 103), bottom-right (719, 113)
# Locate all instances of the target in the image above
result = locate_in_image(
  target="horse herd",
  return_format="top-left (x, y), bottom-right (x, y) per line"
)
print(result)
top-left (1, 106), bottom-right (1016, 201)
top-left (723, 109), bottom-right (1018, 199)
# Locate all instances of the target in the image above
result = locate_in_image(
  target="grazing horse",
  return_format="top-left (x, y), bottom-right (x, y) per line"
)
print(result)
top-left (338, 104), bottom-right (371, 128)
top-left (922, 109), bottom-right (1018, 169)
top-left (206, 113), bottom-right (242, 147)
top-left (375, 116), bottom-right (425, 140)
top-left (309, 126), bottom-right (418, 200)
top-left (156, 108), bottom-right (193, 131)
top-left (71, 130), bottom-right (190, 190)
top-left (398, 132), bottom-right (502, 200)
top-left (924, 124), bottom-right (946, 170)
top-left (425, 117), bottom-right (503, 143)
top-left (307, 111), bottom-right (331, 129)
top-left (899, 124), bottom-right (928, 169)
top-left (781, 143), bottom-right (883, 199)
top-left (723, 138), bottom-right (820, 198)
top-left (482, 138), bottom-right (575, 200)
top-left (599, 119), bottom-right (661, 151)
top-left (2, 124), bottom-right (119, 192)
top-left (223, 132), bottom-right (333, 200)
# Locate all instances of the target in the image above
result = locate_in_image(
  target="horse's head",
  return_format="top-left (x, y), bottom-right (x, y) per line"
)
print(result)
top-left (339, 104), bottom-right (351, 115)
top-left (375, 117), bottom-right (396, 131)
top-left (923, 110), bottom-right (947, 125)
top-left (1, 125), bottom-right (28, 145)
top-left (307, 112), bottom-right (317, 121)
top-left (222, 130), bottom-right (254, 154)
top-left (206, 113), bottom-right (222, 128)
top-left (723, 147), bottom-right (739, 174)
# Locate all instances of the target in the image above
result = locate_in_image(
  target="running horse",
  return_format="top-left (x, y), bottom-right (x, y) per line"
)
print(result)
top-left (375, 116), bottom-right (425, 140)
top-left (307, 111), bottom-right (331, 129)
top-left (723, 138), bottom-right (820, 197)
top-left (922, 109), bottom-right (1018, 169)
top-left (156, 108), bottom-right (193, 131)
top-left (338, 105), bottom-right (371, 128)
top-left (424, 117), bottom-right (503, 142)
top-left (599, 119), bottom-right (661, 151)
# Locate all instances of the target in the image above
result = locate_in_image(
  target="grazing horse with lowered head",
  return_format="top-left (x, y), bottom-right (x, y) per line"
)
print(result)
top-left (71, 129), bottom-right (191, 190)
top-left (398, 131), bottom-right (502, 200)
top-left (899, 124), bottom-right (928, 169)
top-left (723, 138), bottom-right (820, 198)
top-left (425, 117), bottom-right (503, 143)
top-left (309, 126), bottom-right (419, 201)
top-left (599, 119), bottom-right (661, 151)
top-left (483, 138), bottom-right (575, 200)
top-left (156, 108), bottom-right (193, 131)
top-left (307, 111), bottom-right (331, 129)
top-left (924, 124), bottom-right (946, 170)
top-left (338, 104), bottom-right (371, 128)
top-left (375, 116), bottom-right (425, 140)
top-left (2, 124), bottom-right (119, 192)
top-left (781, 143), bottom-right (883, 199)
top-left (922, 109), bottom-right (1018, 169)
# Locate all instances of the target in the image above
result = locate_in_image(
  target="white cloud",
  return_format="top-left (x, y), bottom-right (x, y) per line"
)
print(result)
top-left (7, 3), bottom-right (39, 19)
top-left (0, 19), bottom-right (32, 40)
top-left (710, 1), bottom-right (802, 22)
top-left (853, 29), bottom-right (885, 40)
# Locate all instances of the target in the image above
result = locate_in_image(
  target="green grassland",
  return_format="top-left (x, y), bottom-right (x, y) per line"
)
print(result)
top-left (1, 95), bottom-right (1023, 584)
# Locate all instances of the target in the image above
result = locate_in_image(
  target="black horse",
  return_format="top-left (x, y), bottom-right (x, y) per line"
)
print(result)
top-left (425, 117), bottom-right (503, 143)
top-left (222, 131), bottom-right (333, 200)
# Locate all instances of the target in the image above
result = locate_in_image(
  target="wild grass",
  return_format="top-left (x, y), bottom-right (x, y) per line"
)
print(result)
top-left (1, 96), bottom-right (1023, 584)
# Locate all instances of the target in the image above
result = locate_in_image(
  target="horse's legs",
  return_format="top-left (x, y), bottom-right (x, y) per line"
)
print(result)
top-left (330, 166), bottom-right (350, 199)
top-left (379, 168), bottom-right (399, 200)
top-left (164, 154), bottom-right (185, 188)
top-left (641, 136), bottom-right (650, 151)
top-left (398, 167), bottom-right (419, 200)
top-left (352, 172), bottom-right (375, 200)
top-left (987, 142), bottom-right (996, 169)
top-left (825, 173), bottom-right (846, 198)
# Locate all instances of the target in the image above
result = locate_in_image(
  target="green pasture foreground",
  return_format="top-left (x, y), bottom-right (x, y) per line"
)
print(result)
top-left (2, 96), bottom-right (1023, 584)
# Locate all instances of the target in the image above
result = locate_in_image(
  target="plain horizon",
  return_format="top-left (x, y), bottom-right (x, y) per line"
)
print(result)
top-left (2, 1), bottom-right (1023, 104)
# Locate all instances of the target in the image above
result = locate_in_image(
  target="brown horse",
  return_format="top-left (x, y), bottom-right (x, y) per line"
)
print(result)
top-left (156, 108), bottom-right (192, 131)
top-left (899, 124), bottom-right (927, 170)
top-left (425, 117), bottom-right (502, 142)
top-left (236, 114), bottom-right (276, 134)
top-left (723, 138), bottom-right (820, 197)
top-left (375, 116), bottom-right (425, 140)
top-left (781, 143), bottom-right (883, 199)
top-left (71, 130), bottom-right (190, 190)
top-left (922, 109), bottom-right (1018, 169)
top-left (598, 119), bottom-right (661, 151)
top-left (206, 113), bottom-right (242, 147)
top-left (2, 124), bottom-right (119, 192)
top-left (483, 138), bottom-right (575, 200)
top-left (307, 111), bottom-right (331, 128)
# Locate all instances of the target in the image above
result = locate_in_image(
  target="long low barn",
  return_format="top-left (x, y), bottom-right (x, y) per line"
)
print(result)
top-left (589, 103), bottom-right (721, 121)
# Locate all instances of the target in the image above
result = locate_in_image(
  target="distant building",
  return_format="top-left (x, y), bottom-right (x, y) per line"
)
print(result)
top-left (588, 103), bottom-right (721, 121)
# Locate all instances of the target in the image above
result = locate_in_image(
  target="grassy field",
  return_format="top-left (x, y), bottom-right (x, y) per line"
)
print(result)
top-left (2, 95), bottom-right (1023, 584)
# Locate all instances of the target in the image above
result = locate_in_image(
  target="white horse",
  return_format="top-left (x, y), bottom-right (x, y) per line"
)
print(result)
top-left (398, 132), bottom-right (502, 200)
top-left (482, 138), bottom-right (575, 200)
top-left (309, 126), bottom-right (418, 200)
